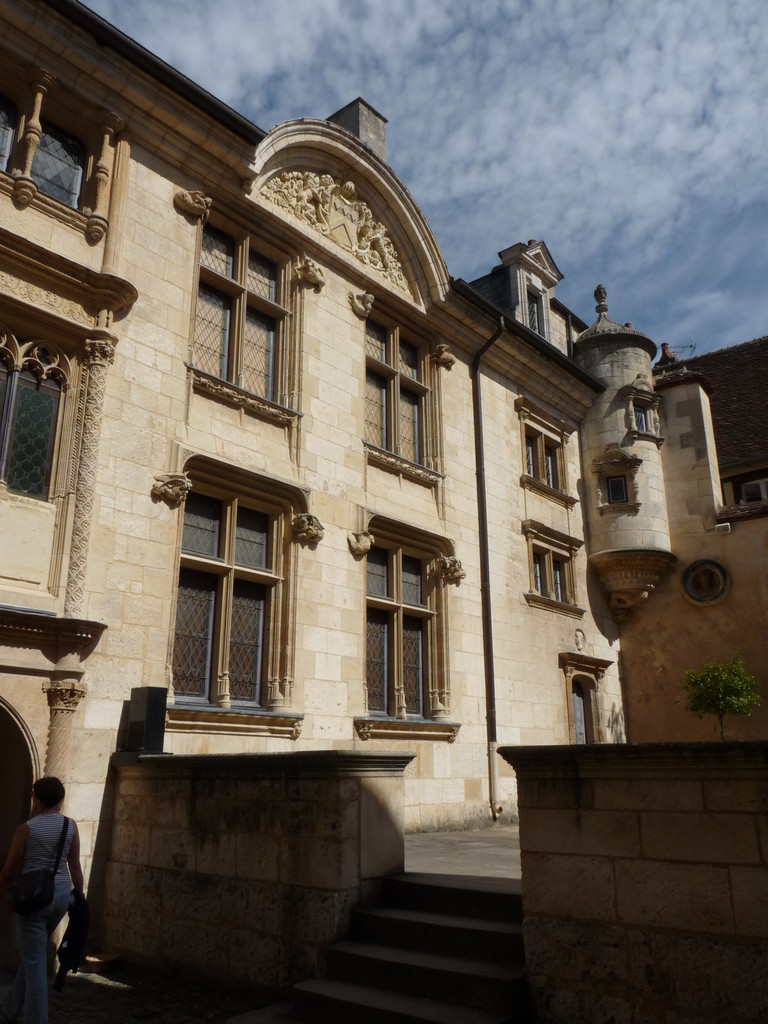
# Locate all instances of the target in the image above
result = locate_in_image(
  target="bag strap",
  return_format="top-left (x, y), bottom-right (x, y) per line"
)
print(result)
top-left (52, 816), bottom-right (69, 875)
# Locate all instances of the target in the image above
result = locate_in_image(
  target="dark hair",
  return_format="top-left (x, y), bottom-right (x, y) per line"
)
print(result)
top-left (33, 777), bottom-right (65, 808)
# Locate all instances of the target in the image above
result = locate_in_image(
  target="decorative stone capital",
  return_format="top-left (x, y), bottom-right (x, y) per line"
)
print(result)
top-left (174, 189), bottom-right (212, 223)
top-left (438, 554), bottom-right (465, 583)
top-left (151, 473), bottom-right (192, 508)
top-left (98, 110), bottom-right (125, 137)
top-left (44, 680), bottom-right (86, 714)
top-left (84, 337), bottom-right (117, 366)
top-left (433, 344), bottom-right (456, 370)
top-left (292, 513), bottom-right (324, 544)
top-left (294, 255), bottom-right (325, 291)
top-left (349, 291), bottom-right (375, 319)
top-left (348, 530), bottom-right (375, 556)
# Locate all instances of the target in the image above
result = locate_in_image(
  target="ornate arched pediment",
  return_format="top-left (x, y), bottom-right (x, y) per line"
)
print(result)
top-left (254, 120), bottom-right (451, 307)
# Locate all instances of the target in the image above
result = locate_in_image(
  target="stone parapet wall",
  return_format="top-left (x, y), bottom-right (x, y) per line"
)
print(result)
top-left (500, 743), bottom-right (768, 1024)
top-left (99, 750), bottom-right (412, 991)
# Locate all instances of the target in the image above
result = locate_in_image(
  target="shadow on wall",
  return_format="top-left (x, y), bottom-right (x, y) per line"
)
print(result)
top-left (95, 749), bottom-right (414, 992)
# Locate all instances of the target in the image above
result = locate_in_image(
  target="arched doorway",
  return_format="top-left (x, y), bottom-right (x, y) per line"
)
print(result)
top-left (0, 700), bottom-right (37, 970)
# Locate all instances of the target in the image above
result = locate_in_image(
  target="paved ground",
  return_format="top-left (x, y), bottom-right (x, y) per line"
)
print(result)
top-left (0, 825), bottom-right (520, 1023)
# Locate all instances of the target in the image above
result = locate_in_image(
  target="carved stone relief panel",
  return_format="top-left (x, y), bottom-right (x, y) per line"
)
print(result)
top-left (263, 171), bottom-right (408, 292)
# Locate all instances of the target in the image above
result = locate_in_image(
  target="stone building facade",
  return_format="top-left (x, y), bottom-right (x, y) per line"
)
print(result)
top-left (0, 0), bottom-right (764, 960)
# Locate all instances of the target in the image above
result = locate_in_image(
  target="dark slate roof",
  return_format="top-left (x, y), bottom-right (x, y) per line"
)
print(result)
top-left (681, 336), bottom-right (768, 471)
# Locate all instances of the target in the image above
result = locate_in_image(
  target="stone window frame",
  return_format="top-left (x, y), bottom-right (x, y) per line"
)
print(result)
top-left (522, 519), bottom-right (585, 617)
top-left (168, 460), bottom-right (307, 732)
top-left (558, 652), bottom-right (612, 745)
top-left (619, 375), bottom-right (664, 447)
top-left (355, 515), bottom-right (458, 740)
top-left (592, 444), bottom-right (642, 516)
top-left (0, 66), bottom-right (123, 242)
top-left (189, 221), bottom-right (299, 428)
top-left (515, 397), bottom-right (577, 509)
top-left (363, 316), bottom-right (442, 487)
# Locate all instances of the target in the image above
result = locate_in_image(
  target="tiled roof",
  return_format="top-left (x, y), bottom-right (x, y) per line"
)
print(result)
top-left (679, 336), bottom-right (768, 471)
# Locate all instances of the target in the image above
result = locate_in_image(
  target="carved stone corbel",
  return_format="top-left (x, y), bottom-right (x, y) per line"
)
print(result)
top-left (294, 255), bottom-right (325, 291)
top-left (85, 111), bottom-right (125, 244)
top-left (174, 189), bottom-right (212, 223)
top-left (433, 344), bottom-right (455, 370)
top-left (348, 530), bottom-right (375, 556)
top-left (349, 292), bottom-right (375, 319)
top-left (439, 554), bottom-right (465, 583)
top-left (151, 473), bottom-right (192, 508)
top-left (292, 513), bottom-right (324, 544)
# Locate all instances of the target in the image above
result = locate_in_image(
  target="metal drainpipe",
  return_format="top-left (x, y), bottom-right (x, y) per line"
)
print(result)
top-left (471, 317), bottom-right (506, 820)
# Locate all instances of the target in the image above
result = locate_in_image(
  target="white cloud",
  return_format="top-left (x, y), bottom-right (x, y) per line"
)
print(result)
top-left (81, 0), bottom-right (768, 352)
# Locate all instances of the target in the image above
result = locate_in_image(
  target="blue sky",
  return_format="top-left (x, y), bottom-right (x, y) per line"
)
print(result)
top-left (81, 0), bottom-right (767, 355)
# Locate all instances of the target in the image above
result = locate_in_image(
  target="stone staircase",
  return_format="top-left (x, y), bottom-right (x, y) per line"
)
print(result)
top-left (275, 872), bottom-right (531, 1023)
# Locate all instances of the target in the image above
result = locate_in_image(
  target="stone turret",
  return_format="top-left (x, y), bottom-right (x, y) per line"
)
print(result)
top-left (573, 286), bottom-right (676, 619)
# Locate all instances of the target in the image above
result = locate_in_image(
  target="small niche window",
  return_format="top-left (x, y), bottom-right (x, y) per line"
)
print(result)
top-left (606, 476), bottom-right (628, 504)
top-left (620, 375), bottom-right (663, 446)
top-left (193, 226), bottom-right (287, 405)
top-left (364, 320), bottom-right (428, 466)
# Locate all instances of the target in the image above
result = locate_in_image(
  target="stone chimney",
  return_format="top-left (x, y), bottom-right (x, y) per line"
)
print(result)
top-left (327, 98), bottom-right (387, 161)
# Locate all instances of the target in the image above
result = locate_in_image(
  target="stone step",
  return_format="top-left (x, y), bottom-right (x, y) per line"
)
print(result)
top-left (328, 939), bottom-right (526, 1012)
top-left (291, 979), bottom-right (521, 1024)
top-left (382, 873), bottom-right (523, 923)
top-left (352, 904), bottom-right (524, 964)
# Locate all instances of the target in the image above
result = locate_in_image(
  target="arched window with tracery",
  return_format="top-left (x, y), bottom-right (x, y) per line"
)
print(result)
top-left (0, 330), bottom-right (69, 500)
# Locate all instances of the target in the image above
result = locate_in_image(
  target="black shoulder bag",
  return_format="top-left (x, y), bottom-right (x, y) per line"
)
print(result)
top-left (9, 816), bottom-right (70, 916)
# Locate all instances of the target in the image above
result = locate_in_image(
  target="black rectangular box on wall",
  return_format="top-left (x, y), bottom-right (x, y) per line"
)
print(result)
top-left (125, 686), bottom-right (167, 753)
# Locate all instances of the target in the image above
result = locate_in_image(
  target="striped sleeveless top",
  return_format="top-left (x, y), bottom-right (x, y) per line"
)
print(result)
top-left (23, 813), bottom-right (74, 882)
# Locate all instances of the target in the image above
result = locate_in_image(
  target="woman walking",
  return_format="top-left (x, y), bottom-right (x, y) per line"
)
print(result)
top-left (0, 777), bottom-right (83, 1024)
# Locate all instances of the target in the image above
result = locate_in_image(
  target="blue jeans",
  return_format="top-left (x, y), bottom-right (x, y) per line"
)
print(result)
top-left (2, 881), bottom-right (70, 1024)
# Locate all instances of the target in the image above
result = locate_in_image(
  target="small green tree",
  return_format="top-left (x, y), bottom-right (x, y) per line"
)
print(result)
top-left (684, 655), bottom-right (761, 741)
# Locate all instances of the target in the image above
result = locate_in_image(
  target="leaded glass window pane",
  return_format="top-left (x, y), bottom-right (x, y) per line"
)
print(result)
top-left (31, 122), bottom-right (84, 208)
top-left (402, 556), bottom-right (423, 606)
top-left (365, 371), bottom-right (387, 448)
top-left (366, 609), bottom-right (388, 713)
top-left (173, 569), bottom-right (215, 697)
top-left (247, 251), bottom-right (276, 301)
top-left (398, 341), bottom-right (418, 379)
top-left (402, 616), bottom-right (423, 716)
top-left (0, 365), bottom-right (8, 435)
top-left (228, 580), bottom-right (265, 702)
top-left (200, 227), bottom-right (234, 277)
top-left (399, 390), bottom-right (419, 463)
top-left (194, 286), bottom-right (230, 378)
top-left (235, 506), bottom-right (268, 568)
top-left (365, 321), bottom-right (387, 362)
top-left (182, 494), bottom-right (221, 557)
top-left (6, 372), bottom-right (59, 498)
top-left (367, 547), bottom-right (388, 597)
top-left (0, 95), bottom-right (16, 171)
top-left (241, 309), bottom-right (275, 398)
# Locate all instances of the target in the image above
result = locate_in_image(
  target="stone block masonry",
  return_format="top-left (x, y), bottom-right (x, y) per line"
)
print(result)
top-left (99, 750), bottom-right (413, 991)
top-left (500, 742), bottom-right (768, 1024)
